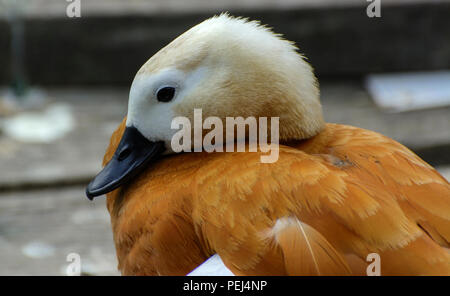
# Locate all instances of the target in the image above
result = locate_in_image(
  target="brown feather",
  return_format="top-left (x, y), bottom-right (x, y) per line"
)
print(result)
top-left (104, 119), bottom-right (450, 275)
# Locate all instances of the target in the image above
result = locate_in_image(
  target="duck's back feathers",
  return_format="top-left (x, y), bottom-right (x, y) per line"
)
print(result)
top-left (105, 119), bottom-right (450, 275)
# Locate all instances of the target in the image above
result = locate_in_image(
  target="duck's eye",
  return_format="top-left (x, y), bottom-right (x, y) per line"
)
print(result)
top-left (157, 86), bottom-right (176, 102)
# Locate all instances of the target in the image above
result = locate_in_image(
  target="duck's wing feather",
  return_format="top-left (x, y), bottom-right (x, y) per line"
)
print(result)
top-left (192, 124), bottom-right (450, 275)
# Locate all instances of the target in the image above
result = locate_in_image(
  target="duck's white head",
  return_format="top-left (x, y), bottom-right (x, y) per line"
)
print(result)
top-left (86, 13), bottom-right (324, 199)
top-left (127, 13), bottom-right (324, 148)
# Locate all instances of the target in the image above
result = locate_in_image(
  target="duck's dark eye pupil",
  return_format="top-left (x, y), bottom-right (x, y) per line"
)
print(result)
top-left (157, 87), bottom-right (175, 102)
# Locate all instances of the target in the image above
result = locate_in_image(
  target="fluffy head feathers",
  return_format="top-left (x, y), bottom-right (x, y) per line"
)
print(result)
top-left (128, 14), bottom-right (324, 147)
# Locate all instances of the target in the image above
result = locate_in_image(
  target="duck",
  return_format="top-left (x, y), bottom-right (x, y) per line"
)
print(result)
top-left (86, 13), bottom-right (450, 276)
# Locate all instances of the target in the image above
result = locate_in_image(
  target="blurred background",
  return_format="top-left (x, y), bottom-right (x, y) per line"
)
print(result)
top-left (0, 0), bottom-right (449, 275)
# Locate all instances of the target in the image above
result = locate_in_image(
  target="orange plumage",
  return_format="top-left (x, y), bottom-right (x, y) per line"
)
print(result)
top-left (104, 119), bottom-right (450, 276)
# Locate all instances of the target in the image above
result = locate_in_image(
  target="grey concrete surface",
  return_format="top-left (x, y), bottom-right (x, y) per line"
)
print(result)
top-left (0, 186), bottom-right (119, 276)
top-left (0, 88), bottom-right (127, 190)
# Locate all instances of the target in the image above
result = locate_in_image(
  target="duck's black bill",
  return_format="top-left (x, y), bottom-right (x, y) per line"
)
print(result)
top-left (86, 126), bottom-right (165, 200)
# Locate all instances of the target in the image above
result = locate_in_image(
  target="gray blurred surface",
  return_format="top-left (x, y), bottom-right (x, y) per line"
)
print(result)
top-left (0, 186), bottom-right (119, 276)
top-left (0, 88), bottom-right (127, 190)
top-left (1, 1), bottom-right (450, 85)
top-left (9, 0), bottom-right (448, 17)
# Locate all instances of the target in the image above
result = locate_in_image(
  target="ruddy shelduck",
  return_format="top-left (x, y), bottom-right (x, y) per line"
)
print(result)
top-left (86, 14), bottom-right (450, 276)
